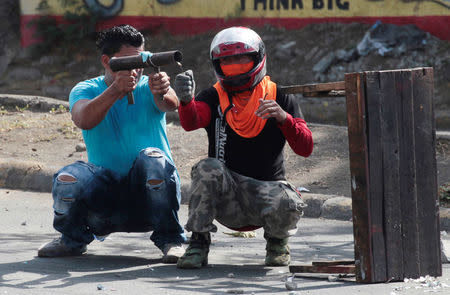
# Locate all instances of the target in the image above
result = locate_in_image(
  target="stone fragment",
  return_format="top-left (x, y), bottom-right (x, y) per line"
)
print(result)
top-left (75, 143), bottom-right (87, 152)
top-left (313, 52), bottom-right (336, 73)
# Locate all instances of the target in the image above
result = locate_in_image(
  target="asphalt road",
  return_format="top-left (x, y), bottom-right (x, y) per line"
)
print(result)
top-left (0, 188), bottom-right (449, 295)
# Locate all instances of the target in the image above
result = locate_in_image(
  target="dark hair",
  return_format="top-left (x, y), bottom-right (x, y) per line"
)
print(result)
top-left (96, 24), bottom-right (144, 56)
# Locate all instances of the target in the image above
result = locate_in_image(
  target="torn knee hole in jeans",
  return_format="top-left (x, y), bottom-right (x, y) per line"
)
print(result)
top-left (54, 210), bottom-right (64, 216)
top-left (144, 148), bottom-right (163, 158)
top-left (147, 179), bottom-right (164, 190)
top-left (57, 172), bottom-right (77, 183)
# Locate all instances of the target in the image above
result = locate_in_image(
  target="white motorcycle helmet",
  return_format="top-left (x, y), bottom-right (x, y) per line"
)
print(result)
top-left (210, 27), bottom-right (267, 93)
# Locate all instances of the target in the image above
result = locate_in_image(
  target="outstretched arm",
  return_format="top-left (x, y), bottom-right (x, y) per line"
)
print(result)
top-left (174, 70), bottom-right (211, 131)
top-left (178, 100), bottom-right (211, 131)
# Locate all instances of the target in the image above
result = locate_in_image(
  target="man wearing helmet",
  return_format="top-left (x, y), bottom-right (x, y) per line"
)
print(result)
top-left (173, 26), bottom-right (313, 268)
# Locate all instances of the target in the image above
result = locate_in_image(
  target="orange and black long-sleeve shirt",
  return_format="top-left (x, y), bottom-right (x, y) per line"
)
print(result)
top-left (178, 85), bottom-right (313, 181)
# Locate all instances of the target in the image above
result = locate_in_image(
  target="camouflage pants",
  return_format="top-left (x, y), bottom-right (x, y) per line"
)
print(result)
top-left (185, 158), bottom-right (307, 239)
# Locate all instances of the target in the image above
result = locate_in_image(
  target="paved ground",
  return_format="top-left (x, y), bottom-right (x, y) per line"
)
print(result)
top-left (1, 188), bottom-right (449, 295)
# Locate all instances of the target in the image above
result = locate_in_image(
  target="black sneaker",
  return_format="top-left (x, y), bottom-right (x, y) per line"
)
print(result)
top-left (37, 238), bottom-right (87, 258)
top-left (162, 243), bottom-right (185, 263)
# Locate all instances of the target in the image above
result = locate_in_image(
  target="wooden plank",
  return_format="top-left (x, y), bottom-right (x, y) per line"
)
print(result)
top-left (289, 265), bottom-right (356, 274)
top-left (302, 90), bottom-right (346, 97)
top-left (312, 260), bottom-right (355, 266)
top-left (379, 70), bottom-right (404, 281)
top-left (345, 72), bottom-right (373, 283)
top-left (397, 69), bottom-right (421, 278)
top-left (412, 68), bottom-right (442, 277)
top-left (364, 71), bottom-right (388, 282)
top-left (279, 81), bottom-right (345, 95)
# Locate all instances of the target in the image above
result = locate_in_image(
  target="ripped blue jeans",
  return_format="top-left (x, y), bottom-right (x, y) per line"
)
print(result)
top-left (52, 147), bottom-right (186, 250)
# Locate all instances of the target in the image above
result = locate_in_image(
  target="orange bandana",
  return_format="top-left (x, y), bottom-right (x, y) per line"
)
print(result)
top-left (220, 61), bottom-right (254, 76)
top-left (214, 76), bottom-right (277, 138)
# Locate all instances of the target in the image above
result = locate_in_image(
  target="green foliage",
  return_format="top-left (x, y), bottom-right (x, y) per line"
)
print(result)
top-left (15, 104), bottom-right (30, 112)
top-left (440, 183), bottom-right (450, 206)
top-left (49, 104), bottom-right (68, 114)
top-left (29, 0), bottom-right (98, 56)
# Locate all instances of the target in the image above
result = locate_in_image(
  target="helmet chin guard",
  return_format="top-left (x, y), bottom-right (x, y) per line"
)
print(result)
top-left (210, 27), bottom-right (266, 93)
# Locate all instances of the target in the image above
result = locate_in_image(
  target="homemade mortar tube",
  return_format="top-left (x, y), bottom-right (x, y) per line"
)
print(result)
top-left (109, 50), bottom-right (183, 104)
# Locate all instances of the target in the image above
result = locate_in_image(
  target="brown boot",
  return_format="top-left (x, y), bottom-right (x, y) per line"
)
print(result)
top-left (177, 232), bottom-right (210, 269)
top-left (264, 233), bottom-right (290, 266)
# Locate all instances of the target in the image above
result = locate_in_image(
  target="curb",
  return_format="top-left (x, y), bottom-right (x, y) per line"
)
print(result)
top-left (0, 160), bottom-right (354, 222)
top-left (0, 94), bottom-right (69, 112)
top-left (0, 158), bottom-right (55, 192)
top-left (1, 154), bottom-right (449, 230)
top-left (2, 159), bottom-right (448, 230)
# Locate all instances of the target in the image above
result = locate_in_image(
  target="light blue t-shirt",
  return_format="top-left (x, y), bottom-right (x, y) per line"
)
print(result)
top-left (69, 75), bottom-right (173, 176)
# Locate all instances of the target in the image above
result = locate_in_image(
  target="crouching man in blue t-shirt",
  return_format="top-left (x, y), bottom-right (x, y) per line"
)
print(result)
top-left (37, 25), bottom-right (187, 263)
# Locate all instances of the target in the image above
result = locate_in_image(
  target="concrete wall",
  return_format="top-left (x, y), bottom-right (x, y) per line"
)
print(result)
top-left (19, 0), bottom-right (450, 47)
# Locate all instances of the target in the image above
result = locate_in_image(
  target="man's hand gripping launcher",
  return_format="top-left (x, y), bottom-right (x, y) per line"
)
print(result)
top-left (109, 50), bottom-right (183, 104)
